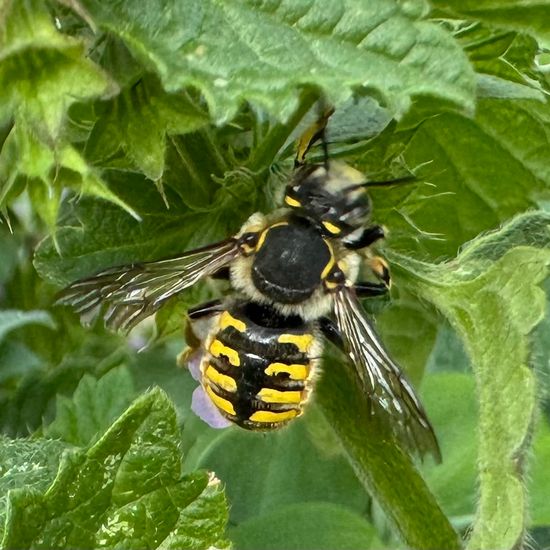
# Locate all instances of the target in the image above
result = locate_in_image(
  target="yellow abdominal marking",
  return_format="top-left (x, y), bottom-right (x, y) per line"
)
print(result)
top-left (205, 384), bottom-right (236, 416)
top-left (264, 362), bottom-right (308, 380)
top-left (209, 339), bottom-right (240, 366)
top-left (205, 365), bottom-right (237, 392)
top-left (219, 311), bottom-right (246, 332)
top-left (322, 220), bottom-right (341, 234)
top-left (278, 333), bottom-right (314, 353)
top-left (285, 195), bottom-right (301, 208)
top-left (257, 388), bottom-right (302, 404)
top-left (249, 409), bottom-right (299, 423)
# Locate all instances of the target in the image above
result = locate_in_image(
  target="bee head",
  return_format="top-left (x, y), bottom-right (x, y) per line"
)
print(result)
top-left (284, 162), bottom-right (371, 238)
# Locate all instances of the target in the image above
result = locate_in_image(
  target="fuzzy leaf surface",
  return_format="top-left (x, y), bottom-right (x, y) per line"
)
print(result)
top-left (1, 388), bottom-right (229, 550)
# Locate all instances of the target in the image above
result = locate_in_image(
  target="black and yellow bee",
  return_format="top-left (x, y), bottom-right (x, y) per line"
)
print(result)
top-left (57, 115), bottom-right (441, 460)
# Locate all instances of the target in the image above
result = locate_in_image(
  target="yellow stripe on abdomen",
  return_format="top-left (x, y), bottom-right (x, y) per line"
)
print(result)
top-left (205, 365), bottom-right (237, 392)
top-left (205, 384), bottom-right (236, 416)
top-left (277, 333), bottom-right (314, 353)
top-left (209, 339), bottom-right (240, 366)
top-left (249, 409), bottom-right (298, 423)
top-left (264, 362), bottom-right (308, 380)
top-left (257, 387), bottom-right (302, 404)
top-left (219, 311), bottom-right (246, 333)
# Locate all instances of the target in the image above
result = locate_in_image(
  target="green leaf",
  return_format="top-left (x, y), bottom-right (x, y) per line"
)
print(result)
top-left (184, 418), bottom-right (370, 526)
top-left (0, 341), bottom-right (43, 386)
top-left (34, 168), bottom-right (266, 287)
top-left (86, 75), bottom-right (209, 180)
top-left (454, 25), bottom-right (548, 101)
top-left (77, 0), bottom-right (476, 122)
top-left (44, 366), bottom-right (136, 447)
top-left (0, 347), bottom-right (124, 438)
top-left (0, 437), bottom-right (68, 535)
top-left (430, 0), bottom-right (550, 49)
top-left (0, 0), bottom-right (113, 138)
top-left (376, 289), bottom-right (438, 382)
top-left (1, 388), bottom-right (229, 550)
top-left (530, 417), bottom-right (550, 526)
top-left (422, 373), bottom-right (478, 522)
top-left (387, 211), bottom-right (550, 550)
top-left (376, 98), bottom-right (550, 259)
top-left (317, 349), bottom-right (460, 550)
top-left (0, 0), bottom-right (143, 223)
top-left (229, 502), bottom-right (384, 550)
top-left (0, 310), bottom-right (55, 343)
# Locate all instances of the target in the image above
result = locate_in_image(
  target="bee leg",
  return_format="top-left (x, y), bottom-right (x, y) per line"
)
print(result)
top-left (319, 316), bottom-right (345, 351)
top-left (178, 299), bottom-right (224, 370)
top-left (210, 266), bottom-right (231, 280)
top-left (354, 281), bottom-right (389, 298)
top-left (188, 299), bottom-right (224, 319)
top-left (344, 225), bottom-right (385, 250)
top-left (366, 256), bottom-right (391, 288)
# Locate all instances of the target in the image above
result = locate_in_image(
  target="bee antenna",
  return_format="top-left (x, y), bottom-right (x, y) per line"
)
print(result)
top-left (361, 175), bottom-right (418, 188)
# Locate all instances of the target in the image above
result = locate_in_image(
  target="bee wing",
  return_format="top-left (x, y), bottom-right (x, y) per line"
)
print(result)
top-left (332, 287), bottom-right (441, 462)
top-left (56, 238), bottom-right (240, 333)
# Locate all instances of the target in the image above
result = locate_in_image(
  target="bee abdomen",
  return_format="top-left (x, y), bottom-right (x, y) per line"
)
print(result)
top-left (201, 303), bottom-right (318, 431)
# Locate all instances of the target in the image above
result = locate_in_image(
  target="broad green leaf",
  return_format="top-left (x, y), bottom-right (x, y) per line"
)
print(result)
top-left (0, 437), bottom-right (68, 536)
top-left (34, 176), bottom-right (205, 286)
top-left (86, 75), bottom-right (210, 180)
top-left (229, 502), bottom-right (384, 550)
top-left (0, 341), bottom-right (43, 385)
top-left (373, 98), bottom-right (550, 260)
top-left (184, 418), bottom-right (370, 526)
top-left (0, 0), bottom-right (113, 138)
top-left (0, 345), bottom-right (126, 437)
top-left (530, 417), bottom-right (550, 526)
top-left (387, 211), bottom-right (550, 550)
top-left (376, 289), bottom-right (438, 383)
top-left (77, 0), bottom-right (476, 122)
top-left (1, 388), bottom-right (229, 550)
top-left (128, 340), bottom-right (195, 419)
top-left (430, 0), bottom-right (550, 49)
top-left (1, 124), bottom-right (141, 229)
top-left (34, 168), bottom-right (267, 287)
top-left (44, 366), bottom-right (135, 446)
top-left (317, 349), bottom-right (460, 550)
top-left (454, 25), bottom-right (548, 101)
top-left (0, 0), bottom-right (142, 222)
top-left (425, 323), bottom-right (471, 374)
top-left (422, 373), bottom-right (478, 522)
top-left (0, 310), bottom-right (55, 343)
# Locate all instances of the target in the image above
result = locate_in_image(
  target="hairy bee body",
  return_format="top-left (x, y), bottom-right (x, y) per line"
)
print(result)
top-left (195, 300), bottom-right (320, 431)
top-left (58, 122), bottom-right (441, 460)
top-left (230, 210), bottom-right (360, 322)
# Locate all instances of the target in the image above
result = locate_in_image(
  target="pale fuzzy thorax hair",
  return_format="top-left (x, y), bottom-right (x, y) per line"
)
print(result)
top-left (231, 211), bottom-right (361, 322)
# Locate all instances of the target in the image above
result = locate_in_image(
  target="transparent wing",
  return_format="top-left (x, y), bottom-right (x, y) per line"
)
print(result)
top-left (332, 287), bottom-right (441, 461)
top-left (56, 238), bottom-right (239, 333)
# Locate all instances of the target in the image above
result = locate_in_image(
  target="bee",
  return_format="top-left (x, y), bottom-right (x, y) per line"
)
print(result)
top-left (57, 114), bottom-right (441, 461)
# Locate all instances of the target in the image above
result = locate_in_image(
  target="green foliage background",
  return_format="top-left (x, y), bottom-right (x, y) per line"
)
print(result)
top-left (1, 0), bottom-right (550, 548)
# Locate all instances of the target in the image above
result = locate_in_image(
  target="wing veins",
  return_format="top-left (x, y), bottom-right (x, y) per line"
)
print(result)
top-left (332, 288), bottom-right (441, 461)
